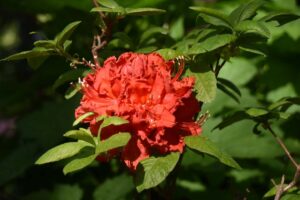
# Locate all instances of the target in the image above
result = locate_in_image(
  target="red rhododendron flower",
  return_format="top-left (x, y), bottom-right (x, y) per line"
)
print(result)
top-left (75, 52), bottom-right (201, 171)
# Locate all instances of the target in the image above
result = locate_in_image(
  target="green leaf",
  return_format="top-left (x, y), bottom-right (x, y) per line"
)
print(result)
top-left (185, 67), bottom-right (217, 103)
top-left (214, 111), bottom-right (250, 130)
top-left (65, 84), bottom-right (81, 99)
top-left (53, 69), bottom-right (89, 90)
top-left (35, 142), bottom-right (89, 165)
top-left (188, 34), bottom-right (236, 55)
top-left (184, 136), bottom-right (241, 169)
top-left (91, 7), bottom-right (125, 14)
top-left (260, 12), bottom-right (300, 27)
top-left (268, 97), bottom-right (300, 111)
top-left (73, 112), bottom-right (94, 126)
top-left (135, 152), bottom-right (180, 192)
top-left (1, 47), bottom-right (54, 61)
top-left (239, 46), bottom-right (266, 56)
top-left (264, 185), bottom-right (297, 198)
top-left (97, 0), bottom-right (119, 8)
top-left (235, 20), bottom-right (270, 38)
top-left (93, 174), bottom-right (134, 200)
top-left (156, 48), bottom-right (182, 60)
top-left (190, 6), bottom-right (232, 29)
top-left (34, 40), bottom-right (56, 49)
top-left (245, 107), bottom-right (269, 117)
top-left (169, 17), bottom-right (184, 40)
top-left (64, 129), bottom-right (95, 145)
top-left (96, 132), bottom-right (131, 154)
top-left (63, 147), bottom-right (96, 174)
top-left (100, 116), bottom-right (128, 129)
top-left (229, 0), bottom-right (265, 25)
top-left (217, 83), bottom-right (240, 103)
top-left (125, 8), bottom-right (166, 16)
top-left (55, 21), bottom-right (81, 47)
top-left (218, 77), bottom-right (241, 97)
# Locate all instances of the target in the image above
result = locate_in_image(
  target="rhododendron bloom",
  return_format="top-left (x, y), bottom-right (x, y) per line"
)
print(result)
top-left (75, 52), bottom-right (201, 170)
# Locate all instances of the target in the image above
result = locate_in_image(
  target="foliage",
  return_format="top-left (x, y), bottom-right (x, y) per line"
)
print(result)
top-left (1, 0), bottom-right (300, 199)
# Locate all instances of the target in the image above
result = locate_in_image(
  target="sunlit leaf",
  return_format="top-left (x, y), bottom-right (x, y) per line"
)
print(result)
top-left (91, 7), bottom-right (125, 14)
top-left (64, 129), bottom-right (95, 145)
top-left (63, 147), bottom-right (96, 174)
top-left (135, 152), bottom-right (180, 192)
top-left (125, 8), bottom-right (166, 16)
top-left (100, 116), bottom-right (128, 129)
top-left (96, 132), bottom-right (131, 154)
top-left (184, 136), bottom-right (241, 169)
top-left (35, 142), bottom-right (89, 164)
top-left (73, 112), bottom-right (94, 126)
top-left (245, 107), bottom-right (269, 117)
top-left (97, 0), bottom-right (119, 8)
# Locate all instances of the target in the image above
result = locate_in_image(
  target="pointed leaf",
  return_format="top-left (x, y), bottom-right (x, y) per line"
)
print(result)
top-left (34, 40), bottom-right (56, 49)
top-left (268, 97), bottom-right (300, 111)
top-left (100, 116), bottom-right (128, 129)
top-left (185, 67), bottom-right (217, 103)
top-left (260, 12), bottom-right (300, 27)
top-left (239, 46), bottom-right (266, 56)
top-left (55, 21), bottom-right (81, 47)
top-left (245, 107), bottom-right (269, 117)
top-left (64, 129), bottom-right (95, 145)
top-left (214, 111), bottom-right (250, 130)
top-left (91, 7), bottom-right (125, 14)
top-left (63, 147), bottom-right (96, 174)
top-left (264, 185), bottom-right (297, 198)
top-left (125, 8), bottom-right (165, 16)
top-left (217, 83), bottom-right (240, 103)
top-left (35, 142), bottom-right (89, 164)
top-left (156, 48), bottom-right (182, 60)
top-left (97, 0), bottom-right (119, 8)
top-left (96, 132), bottom-right (131, 154)
top-left (235, 20), bottom-right (270, 38)
top-left (1, 47), bottom-right (53, 61)
top-left (188, 34), bottom-right (236, 55)
top-left (65, 84), bottom-right (81, 99)
top-left (190, 7), bottom-right (233, 28)
top-left (218, 78), bottom-right (241, 96)
top-left (229, 0), bottom-right (265, 25)
top-left (184, 136), bottom-right (241, 169)
top-left (135, 152), bottom-right (180, 192)
top-left (73, 112), bottom-right (94, 126)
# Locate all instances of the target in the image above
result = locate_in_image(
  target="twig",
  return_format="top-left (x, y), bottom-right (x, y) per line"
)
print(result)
top-left (215, 59), bottom-right (226, 77)
top-left (265, 124), bottom-right (298, 168)
top-left (264, 123), bottom-right (300, 199)
top-left (274, 175), bottom-right (285, 200)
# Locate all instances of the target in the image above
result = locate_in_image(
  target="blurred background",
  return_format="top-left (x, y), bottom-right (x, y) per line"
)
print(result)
top-left (0, 0), bottom-right (300, 199)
